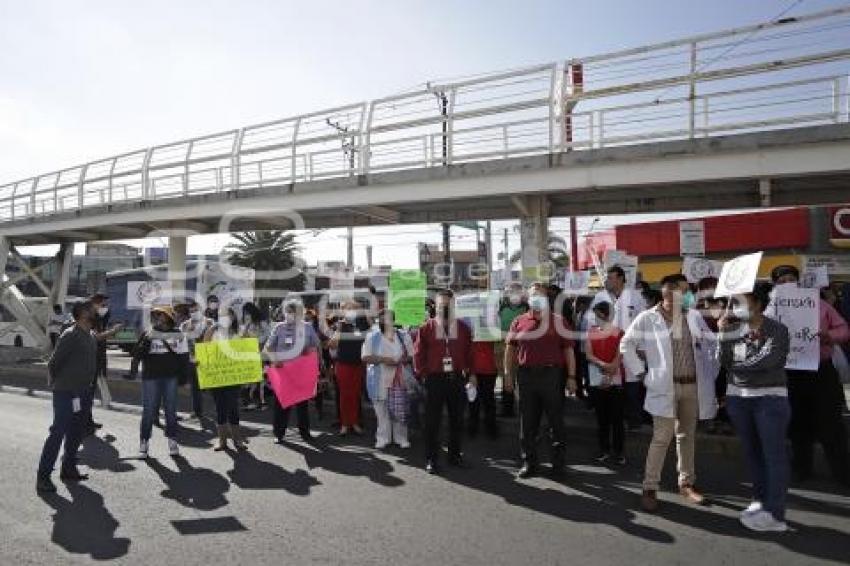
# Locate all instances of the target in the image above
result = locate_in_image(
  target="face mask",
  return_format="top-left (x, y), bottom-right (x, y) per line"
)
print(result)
top-left (682, 291), bottom-right (696, 311)
top-left (732, 304), bottom-right (751, 321)
top-left (509, 295), bottom-right (522, 306)
top-left (528, 295), bottom-right (548, 312)
top-left (284, 313), bottom-right (296, 324)
top-left (219, 316), bottom-right (232, 328)
top-left (344, 311), bottom-right (357, 322)
top-left (97, 307), bottom-right (108, 317)
top-left (208, 302), bottom-right (219, 311)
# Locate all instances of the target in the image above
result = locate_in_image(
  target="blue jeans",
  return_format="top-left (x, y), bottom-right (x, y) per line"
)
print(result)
top-left (38, 389), bottom-right (91, 477)
top-left (140, 378), bottom-right (178, 441)
top-left (726, 395), bottom-right (791, 521)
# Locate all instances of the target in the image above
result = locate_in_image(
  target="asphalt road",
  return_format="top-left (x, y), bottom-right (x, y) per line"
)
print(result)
top-left (1, 390), bottom-right (849, 566)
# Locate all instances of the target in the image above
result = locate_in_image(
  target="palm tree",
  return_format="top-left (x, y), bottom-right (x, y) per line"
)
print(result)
top-left (224, 231), bottom-right (305, 309)
top-left (509, 234), bottom-right (570, 269)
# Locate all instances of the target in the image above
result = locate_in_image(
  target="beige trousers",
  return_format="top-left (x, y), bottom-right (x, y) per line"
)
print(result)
top-left (643, 382), bottom-right (698, 491)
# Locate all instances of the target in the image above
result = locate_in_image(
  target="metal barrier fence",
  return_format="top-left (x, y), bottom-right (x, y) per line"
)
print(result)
top-left (1, 6), bottom-right (850, 223)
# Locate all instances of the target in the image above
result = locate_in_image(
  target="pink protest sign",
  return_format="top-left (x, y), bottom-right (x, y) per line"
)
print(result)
top-left (266, 351), bottom-right (319, 409)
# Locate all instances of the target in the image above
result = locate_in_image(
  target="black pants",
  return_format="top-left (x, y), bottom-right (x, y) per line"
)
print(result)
top-left (590, 386), bottom-right (625, 455)
top-left (788, 362), bottom-right (850, 484)
top-left (189, 364), bottom-right (204, 416)
top-left (468, 375), bottom-right (497, 435)
top-left (211, 386), bottom-right (240, 426)
top-left (517, 366), bottom-right (566, 467)
top-left (273, 396), bottom-right (310, 440)
top-left (424, 373), bottom-right (466, 462)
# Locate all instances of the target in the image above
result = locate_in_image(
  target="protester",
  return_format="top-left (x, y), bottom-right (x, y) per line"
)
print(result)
top-left (573, 295), bottom-right (593, 407)
top-left (36, 301), bottom-right (99, 492)
top-left (328, 301), bottom-right (368, 436)
top-left (771, 265), bottom-right (850, 486)
top-left (204, 294), bottom-right (220, 321)
top-left (263, 301), bottom-right (320, 444)
top-left (718, 281), bottom-right (792, 532)
top-left (414, 289), bottom-right (475, 474)
top-left (179, 300), bottom-right (211, 420)
top-left (240, 302), bottom-right (269, 411)
top-left (363, 309), bottom-right (415, 449)
top-left (504, 281), bottom-right (576, 479)
top-left (468, 340), bottom-right (499, 438)
top-left (584, 301), bottom-right (626, 465)
top-left (84, 293), bottom-right (121, 435)
top-left (46, 303), bottom-right (71, 349)
top-left (130, 306), bottom-right (190, 458)
top-left (621, 274), bottom-right (719, 512)
top-left (496, 283), bottom-right (526, 418)
top-left (203, 307), bottom-right (249, 451)
top-left (592, 266), bottom-right (647, 430)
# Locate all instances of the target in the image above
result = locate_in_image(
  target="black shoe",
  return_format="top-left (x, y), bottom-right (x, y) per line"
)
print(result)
top-left (550, 465), bottom-right (566, 479)
top-left (517, 463), bottom-right (537, 479)
top-left (36, 476), bottom-right (57, 493)
top-left (59, 469), bottom-right (89, 482)
top-left (425, 460), bottom-right (439, 475)
top-left (448, 455), bottom-right (469, 469)
top-left (92, 422), bottom-right (103, 430)
top-left (467, 426), bottom-right (479, 438)
top-left (300, 432), bottom-right (314, 443)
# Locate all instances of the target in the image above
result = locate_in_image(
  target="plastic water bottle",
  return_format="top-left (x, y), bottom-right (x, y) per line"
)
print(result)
top-left (466, 383), bottom-right (478, 403)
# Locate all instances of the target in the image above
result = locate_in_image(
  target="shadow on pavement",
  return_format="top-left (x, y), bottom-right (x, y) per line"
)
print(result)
top-left (38, 483), bottom-right (130, 560)
top-left (80, 434), bottom-right (136, 473)
top-left (282, 436), bottom-right (405, 488)
top-left (225, 450), bottom-right (320, 496)
top-left (145, 455), bottom-right (230, 511)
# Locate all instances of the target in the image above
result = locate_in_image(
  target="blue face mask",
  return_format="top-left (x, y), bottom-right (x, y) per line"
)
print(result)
top-left (682, 291), bottom-right (696, 311)
top-left (528, 295), bottom-right (549, 312)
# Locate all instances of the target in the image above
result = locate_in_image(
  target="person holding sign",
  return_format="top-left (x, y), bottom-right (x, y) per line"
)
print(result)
top-left (414, 289), bottom-right (475, 475)
top-left (130, 306), bottom-right (190, 458)
top-left (263, 301), bottom-right (320, 445)
top-left (771, 265), bottom-right (850, 486)
top-left (620, 275), bottom-right (719, 512)
top-left (203, 308), bottom-right (249, 452)
top-left (504, 282), bottom-right (576, 479)
top-left (718, 281), bottom-right (792, 532)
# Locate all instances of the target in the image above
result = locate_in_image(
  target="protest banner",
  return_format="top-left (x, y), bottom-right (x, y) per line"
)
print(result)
top-left (682, 256), bottom-right (723, 284)
top-left (266, 350), bottom-right (320, 408)
top-left (767, 286), bottom-right (820, 371)
top-left (801, 265), bottom-right (829, 289)
top-left (714, 252), bottom-right (763, 298)
top-left (388, 270), bottom-right (427, 327)
top-left (195, 337), bottom-right (263, 389)
top-left (455, 291), bottom-right (501, 341)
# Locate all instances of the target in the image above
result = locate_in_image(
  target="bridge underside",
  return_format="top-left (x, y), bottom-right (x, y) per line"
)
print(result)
top-left (2, 124), bottom-right (850, 245)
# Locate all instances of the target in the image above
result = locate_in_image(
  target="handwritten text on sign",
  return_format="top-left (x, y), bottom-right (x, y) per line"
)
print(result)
top-left (195, 337), bottom-right (263, 389)
top-left (768, 286), bottom-right (820, 372)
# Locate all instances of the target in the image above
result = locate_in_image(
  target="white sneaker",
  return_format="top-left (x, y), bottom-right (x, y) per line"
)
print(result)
top-left (398, 441), bottom-right (411, 449)
top-left (740, 510), bottom-right (788, 532)
top-left (741, 501), bottom-right (763, 518)
top-left (139, 440), bottom-right (149, 458)
top-left (375, 442), bottom-right (388, 450)
top-left (168, 438), bottom-right (180, 456)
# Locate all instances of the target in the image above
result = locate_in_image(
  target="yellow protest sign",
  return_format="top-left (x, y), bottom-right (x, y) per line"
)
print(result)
top-left (195, 337), bottom-right (263, 390)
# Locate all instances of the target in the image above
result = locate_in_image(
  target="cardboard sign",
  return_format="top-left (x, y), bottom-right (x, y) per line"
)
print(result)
top-left (714, 252), bottom-right (763, 298)
top-left (767, 286), bottom-right (820, 371)
top-left (801, 265), bottom-right (829, 290)
top-left (266, 351), bottom-right (319, 408)
top-left (682, 256), bottom-right (723, 284)
top-left (195, 338), bottom-right (263, 389)
top-left (455, 291), bottom-right (501, 342)
top-left (389, 270), bottom-right (427, 327)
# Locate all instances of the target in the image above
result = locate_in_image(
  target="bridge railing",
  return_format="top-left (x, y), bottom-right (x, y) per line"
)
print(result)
top-left (1, 6), bottom-right (850, 224)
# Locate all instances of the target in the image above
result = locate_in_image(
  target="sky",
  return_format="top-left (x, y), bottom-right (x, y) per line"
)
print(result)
top-left (1, 0), bottom-right (845, 268)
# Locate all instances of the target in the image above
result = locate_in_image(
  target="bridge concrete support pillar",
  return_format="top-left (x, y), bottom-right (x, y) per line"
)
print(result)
top-left (515, 195), bottom-right (551, 285)
top-left (0, 236), bottom-right (9, 280)
top-left (48, 242), bottom-right (74, 311)
top-left (168, 234), bottom-right (187, 303)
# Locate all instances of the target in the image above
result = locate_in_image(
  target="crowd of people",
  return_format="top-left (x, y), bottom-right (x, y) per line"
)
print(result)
top-left (35, 263), bottom-right (850, 534)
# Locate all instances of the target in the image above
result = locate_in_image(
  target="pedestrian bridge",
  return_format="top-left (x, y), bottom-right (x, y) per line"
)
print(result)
top-left (2, 6), bottom-right (850, 244)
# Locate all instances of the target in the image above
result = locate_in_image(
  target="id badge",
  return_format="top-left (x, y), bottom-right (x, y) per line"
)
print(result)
top-left (72, 397), bottom-right (82, 413)
top-left (733, 343), bottom-right (747, 363)
top-left (442, 356), bottom-right (454, 373)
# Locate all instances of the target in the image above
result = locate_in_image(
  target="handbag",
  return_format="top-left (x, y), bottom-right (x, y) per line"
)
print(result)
top-left (395, 330), bottom-right (421, 397)
top-left (387, 367), bottom-right (408, 424)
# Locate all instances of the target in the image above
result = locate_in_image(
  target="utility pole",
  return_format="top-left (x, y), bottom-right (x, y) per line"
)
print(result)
top-left (346, 226), bottom-right (354, 270)
top-left (503, 227), bottom-right (510, 283)
top-left (431, 87), bottom-right (452, 277)
top-left (569, 216), bottom-right (579, 272)
top-left (366, 245), bottom-right (373, 269)
top-left (328, 118), bottom-right (358, 271)
top-left (484, 221), bottom-right (493, 289)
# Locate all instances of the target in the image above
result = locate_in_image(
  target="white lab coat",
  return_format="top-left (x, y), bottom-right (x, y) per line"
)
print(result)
top-left (620, 307), bottom-right (719, 420)
top-left (591, 288), bottom-right (647, 382)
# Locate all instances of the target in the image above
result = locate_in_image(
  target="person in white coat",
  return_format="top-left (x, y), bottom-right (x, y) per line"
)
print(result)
top-left (620, 274), bottom-right (719, 513)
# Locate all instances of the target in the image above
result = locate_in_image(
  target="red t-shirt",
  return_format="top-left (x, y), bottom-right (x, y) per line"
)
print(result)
top-left (588, 325), bottom-right (624, 385)
top-left (471, 341), bottom-right (497, 376)
top-left (506, 312), bottom-right (575, 367)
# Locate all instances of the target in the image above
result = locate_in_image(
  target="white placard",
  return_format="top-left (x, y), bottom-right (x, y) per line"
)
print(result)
top-left (563, 270), bottom-right (591, 294)
top-left (714, 252), bottom-right (763, 298)
top-left (767, 286), bottom-right (820, 371)
top-left (454, 291), bottom-right (501, 341)
top-left (127, 280), bottom-right (172, 309)
top-left (801, 265), bottom-right (829, 289)
top-left (604, 251), bottom-right (638, 289)
top-left (679, 220), bottom-right (706, 256)
top-left (682, 256), bottom-right (724, 284)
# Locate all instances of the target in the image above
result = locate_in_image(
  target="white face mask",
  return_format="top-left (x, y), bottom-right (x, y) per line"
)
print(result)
top-left (732, 304), bottom-right (751, 321)
top-left (219, 316), bottom-right (232, 329)
top-left (97, 306), bottom-right (108, 317)
top-left (509, 294), bottom-right (522, 306)
top-left (528, 295), bottom-right (548, 312)
top-left (344, 310), bottom-right (357, 322)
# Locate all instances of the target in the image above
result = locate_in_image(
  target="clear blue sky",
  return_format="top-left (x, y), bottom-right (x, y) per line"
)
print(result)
top-left (2, 0), bottom-right (845, 266)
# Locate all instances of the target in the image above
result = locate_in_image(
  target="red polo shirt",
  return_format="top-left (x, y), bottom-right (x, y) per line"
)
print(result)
top-left (506, 312), bottom-right (575, 367)
top-left (414, 317), bottom-right (474, 376)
